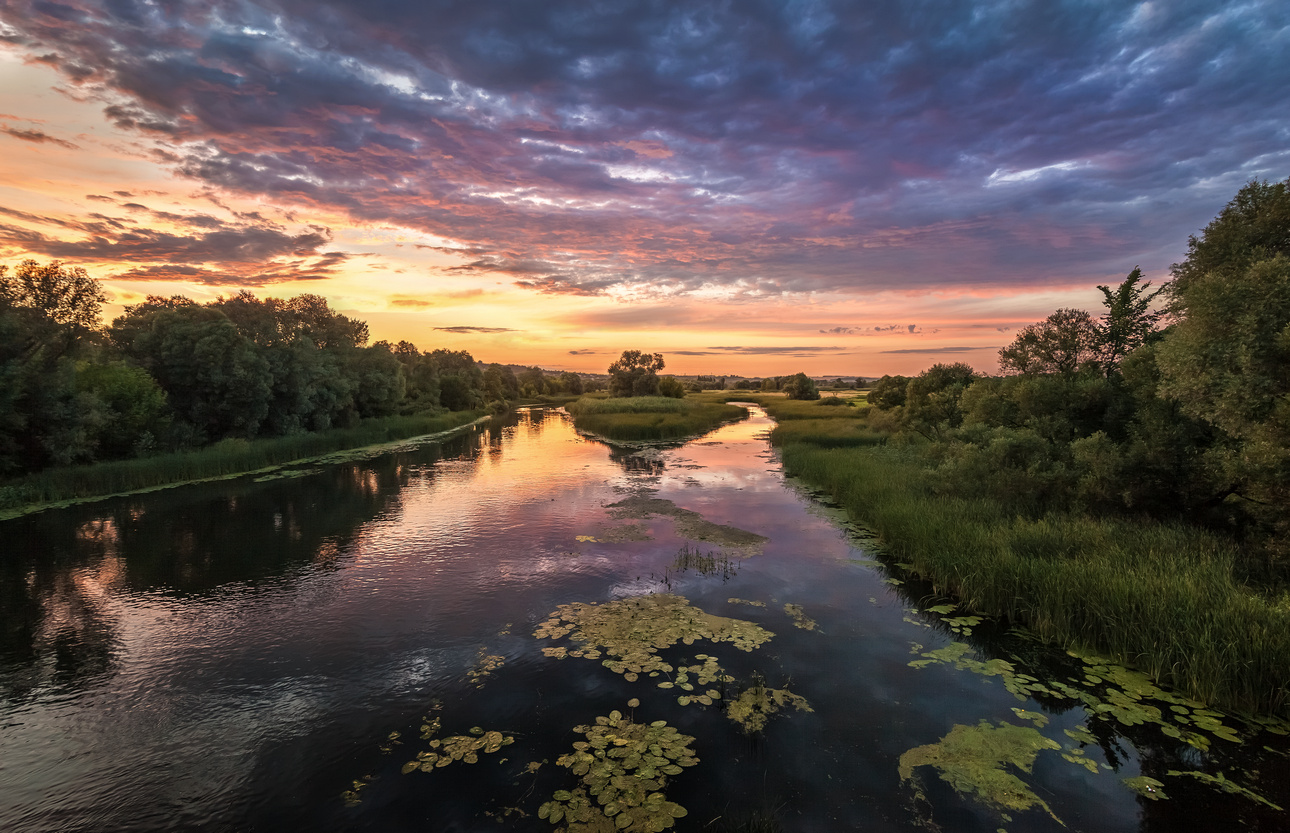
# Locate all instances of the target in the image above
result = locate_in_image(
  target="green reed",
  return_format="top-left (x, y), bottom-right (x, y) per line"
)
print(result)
top-left (775, 438), bottom-right (1290, 716)
top-left (0, 410), bottom-right (484, 517)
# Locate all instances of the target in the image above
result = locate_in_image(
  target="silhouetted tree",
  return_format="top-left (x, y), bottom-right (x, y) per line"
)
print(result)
top-left (608, 350), bottom-right (665, 396)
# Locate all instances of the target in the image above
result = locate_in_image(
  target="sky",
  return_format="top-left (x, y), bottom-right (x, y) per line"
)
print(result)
top-left (0, 0), bottom-right (1287, 376)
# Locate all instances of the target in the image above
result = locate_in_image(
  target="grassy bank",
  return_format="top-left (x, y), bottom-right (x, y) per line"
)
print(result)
top-left (758, 395), bottom-right (1290, 716)
top-left (566, 394), bottom-right (748, 442)
top-left (0, 410), bottom-right (485, 520)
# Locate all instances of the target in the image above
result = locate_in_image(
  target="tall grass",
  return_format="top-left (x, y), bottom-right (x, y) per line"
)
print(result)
top-left (776, 440), bottom-right (1290, 715)
top-left (566, 395), bottom-right (747, 441)
top-left (0, 410), bottom-right (484, 518)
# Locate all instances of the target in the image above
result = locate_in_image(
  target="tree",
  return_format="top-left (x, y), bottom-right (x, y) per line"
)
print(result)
top-left (110, 304), bottom-right (273, 442)
top-left (1096, 267), bottom-right (1164, 374)
top-left (429, 349), bottom-right (485, 411)
top-left (557, 371), bottom-right (584, 395)
top-left (903, 362), bottom-right (976, 439)
top-left (657, 376), bottom-right (685, 398)
top-left (607, 350), bottom-right (665, 397)
top-left (784, 372), bottom-right (820, 400)
top-left (867, 374), bottom-right (910, 409)
top-left (1, 259), bottom-right (106, 330)
top-left (1168, 176), bottom-right (1290, 301)
top-left (998, 308), bottom-right (1100, 375)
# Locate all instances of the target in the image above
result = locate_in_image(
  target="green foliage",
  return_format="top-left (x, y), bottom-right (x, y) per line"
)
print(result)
top-left (608, 350), bottom-right (665, 397)
top-left (74, 360), bottom-right (170, 458)
top-left (1, 259), bottom-right (106, 331)
top-left (1168, 176), bottom-right (1290, 300)
top-left (0, 410), bottom-right (483, 517)
top-left (782, 372), bottom-right (819, 400)
top-left (1096, 266), bottom-right (1164, 372)
top-left (565, 396), bottom-right (746, 441)
top-left (902, 362), bottom-right (976, 439)
top-left (656, 376), bottom-right (685, 398)
top-left (998, 308), bottom-right (1100, 375)
top-left (867, 375), bottom-right (910, 409)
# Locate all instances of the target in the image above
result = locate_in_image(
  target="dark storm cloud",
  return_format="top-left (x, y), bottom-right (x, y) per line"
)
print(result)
top-left (2, 0), bottom-right (1288, 294)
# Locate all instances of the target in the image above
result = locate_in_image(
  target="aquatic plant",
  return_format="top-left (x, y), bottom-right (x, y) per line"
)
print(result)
top-left (401, 722), bottom-right (514, 774)
top-left (782, 603), bottom-right (817, 631)
top-left (539, 707), bottom-right (698, 832)
top-left (467, 648), bottom-right (505, 687)
top-left (727, 598), bottom-right (766, 608)
top-left (724, 674), bottom-right (812, 733)
top-left (898, 720), bottom-right (1062, 823)
top-left (535, 594), bottom-right (774, 684)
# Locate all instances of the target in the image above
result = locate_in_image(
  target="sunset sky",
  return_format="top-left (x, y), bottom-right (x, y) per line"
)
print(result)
top-left (1, 0), bottom-right (1287, 376)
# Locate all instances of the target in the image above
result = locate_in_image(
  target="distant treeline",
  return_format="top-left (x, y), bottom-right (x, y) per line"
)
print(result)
top-left (865, 177), bottom-right (1290, 565)
top-left (0, 277), bottom-right (593, 478)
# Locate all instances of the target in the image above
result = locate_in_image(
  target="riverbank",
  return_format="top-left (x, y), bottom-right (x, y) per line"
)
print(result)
top-left (0, 410), bottom-right (486, 520)
top-left (565, 394), bottom-right (748, 441)
top-left (748, 392), bottom-right (1290, 716)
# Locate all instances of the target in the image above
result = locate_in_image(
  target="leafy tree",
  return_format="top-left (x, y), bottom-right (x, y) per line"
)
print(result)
top-left (1, 259), bottom-right (106, 331)
top-left (429, 349), bottom-right (484, 411)
top-left (903, 362), bottom-right (976, 439)
top-left (74, 360), bottom-right (171, 457)
top-left (110, 304), bottom-right (273, 442)
top-left (1096, 267), bottom-right (1164, 374)
top-left (998, 308), bottom-right (1100, 375)
top-left (557, 371), bottom-right (584, 395)
top-left (1167, 176), bottom-right (1290, 301)
top-left (518, 366), bottom-right (550, 396)
top-left (350, 342), bottom-right (406, 417)
top-left (484, 363), bottom-right (520, 402)
top-left (783, 372), bottom-right (820, 400)
top-left (607, 350), bottom-right (664, 397)
top-left (657, 376), bottom-right (685, 398)
top-left (867, 374), bottom-right (910, 409)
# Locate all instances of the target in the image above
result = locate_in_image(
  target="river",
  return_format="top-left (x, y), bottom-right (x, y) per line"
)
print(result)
top-left (1, 405), bottom-right (1287, 832)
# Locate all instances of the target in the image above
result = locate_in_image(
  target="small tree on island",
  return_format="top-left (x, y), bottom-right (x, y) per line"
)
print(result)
top-left (784, 372), bottom-right (820, 400)
top-left (608, 350), bottom-right (665, 396)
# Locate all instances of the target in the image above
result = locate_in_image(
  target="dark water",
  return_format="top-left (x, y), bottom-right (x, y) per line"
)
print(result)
top-left (2, 406), bottom-right (1288, 832)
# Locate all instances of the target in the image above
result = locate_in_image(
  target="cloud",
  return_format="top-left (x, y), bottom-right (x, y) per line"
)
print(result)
top-left (568, 349), bottom-right (601, 355)
top-left (0, 125), bottom-right (78, 149)
top-left (880, 346), bottom-right (994, 354)
top-left (433, 326), bottom-right (518, 334)
top-left (0, 0), bottom-right (1286, 301)
top-left (389, 297), bottom-right (434, 308)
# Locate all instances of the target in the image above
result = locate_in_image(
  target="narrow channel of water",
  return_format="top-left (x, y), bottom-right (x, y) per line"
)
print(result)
top-left (1, 405), bottom-right (1287, 832)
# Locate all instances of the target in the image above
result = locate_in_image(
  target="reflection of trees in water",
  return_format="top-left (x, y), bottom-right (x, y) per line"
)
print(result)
top-left (0, 535), bottom-right (119, 702)
top-left (0, 419), bottom-right (513, 701)
top-left (881, 560), bottom-right (1290, 831)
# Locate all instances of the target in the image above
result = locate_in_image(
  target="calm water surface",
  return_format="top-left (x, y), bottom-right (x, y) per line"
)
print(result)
top-left (2, 406), bottom-right (1288, 832)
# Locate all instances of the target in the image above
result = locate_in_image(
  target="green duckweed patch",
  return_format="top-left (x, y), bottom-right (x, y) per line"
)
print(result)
top-left (1122, 776), bottom-right (1168, 800)
top-left (535, 594), bottom-right (774, 684)
top-left (727, 598), bottom-right (766, 608)
top-left (724, 674), bottom-right (813, 733)
top-left (539, 708), bottom-right (698, 832)
top-left (898, 720), bottom-right (1062, 824)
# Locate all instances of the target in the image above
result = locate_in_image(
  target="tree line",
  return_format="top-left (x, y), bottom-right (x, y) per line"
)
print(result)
top-left (0, 274), bottom-right (586, 477)
top-left (865, 177), bottom-right (1290, 565)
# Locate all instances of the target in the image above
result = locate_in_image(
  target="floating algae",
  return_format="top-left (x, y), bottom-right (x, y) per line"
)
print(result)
top-left (534, 594), bottom-right (774, 684)
top-left (605, 493), bottom-right (768, 551)
top-left (724, 673), bottom-right (813, 733)
top-left (898, 720), bottom-right (1062, 824)
top-left (539, 707), bottom-right (698, 832)
top-left (467, 648), bottom-right (505, 687)
top-left (727, 598), bottom-right (766, 608)
top-left (783, 603), bottom-right (817, 631)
